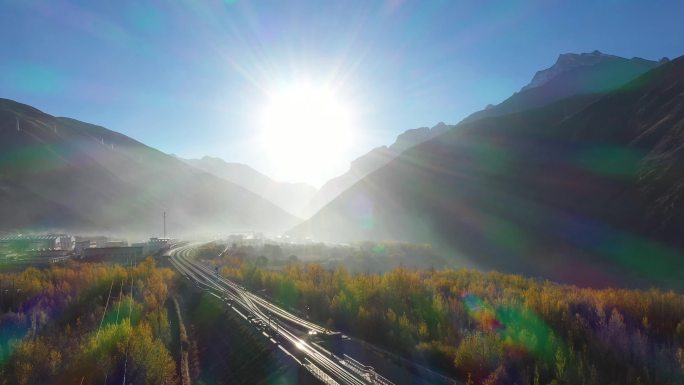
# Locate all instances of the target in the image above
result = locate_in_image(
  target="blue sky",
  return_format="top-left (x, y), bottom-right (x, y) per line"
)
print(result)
top-left (1, 0), bottom-right (683, 186)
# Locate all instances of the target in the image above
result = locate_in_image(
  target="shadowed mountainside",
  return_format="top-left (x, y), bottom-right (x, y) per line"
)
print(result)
top-left (308, 122), bottom-right (453, 215)
top-left (0, 99), bottom-right (298, 236)
top-left (310, 52), bottom-right (662, 217)
top-left (292, 56), bottom-right (684, 289)
top-left (462, 51), bottom-right (663, 124)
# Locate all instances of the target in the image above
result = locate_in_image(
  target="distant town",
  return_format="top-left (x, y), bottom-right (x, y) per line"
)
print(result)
top-left (0, 231), bottom-right (286, 268)
top-left (0, 233), bottom-right (177, 266)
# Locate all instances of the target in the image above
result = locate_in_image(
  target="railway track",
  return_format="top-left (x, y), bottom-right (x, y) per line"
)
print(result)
top-left (169, 244), bottom-right (393, 385)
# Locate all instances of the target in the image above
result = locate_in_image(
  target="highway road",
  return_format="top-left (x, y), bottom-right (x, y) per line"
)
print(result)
top-left (168, 244), bottom-right (394, 385)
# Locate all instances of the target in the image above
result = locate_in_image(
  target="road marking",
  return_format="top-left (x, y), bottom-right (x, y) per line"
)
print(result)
top-left (278, 345), bottom-right (302, 365)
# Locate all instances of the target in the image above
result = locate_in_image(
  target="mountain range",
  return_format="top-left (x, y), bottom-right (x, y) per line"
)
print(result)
top-left (182, 156), bottom-right (317, 218)
top-left (181, 122), bottom-right (454, 218)
top-left (0, 99), bottom-right (298, 237)
top-left (462, 50), bottom-right (664, 123)
top-left (2, 50), bottom-right (681, 289)
top-left (292, 53), bottom-right (684, 289)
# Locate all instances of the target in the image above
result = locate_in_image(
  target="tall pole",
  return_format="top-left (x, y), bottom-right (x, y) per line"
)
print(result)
top-left (163, 211), bottom-right (166, 239)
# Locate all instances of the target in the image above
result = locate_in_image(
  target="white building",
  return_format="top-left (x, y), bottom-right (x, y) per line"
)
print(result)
top-left (0, 234), bottom-right (76, 253)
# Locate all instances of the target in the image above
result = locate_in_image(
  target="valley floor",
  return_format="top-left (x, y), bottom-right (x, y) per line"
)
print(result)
top-left (2, 253), bottom-right (684, 385)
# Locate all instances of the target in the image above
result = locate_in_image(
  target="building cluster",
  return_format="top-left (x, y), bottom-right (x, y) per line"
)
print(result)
top-left (0, 234), bottom-right (75, 252)
top-left (0, 233), bottom-right (176, 264)
top-left (0, 234), bottom-right (75, 261)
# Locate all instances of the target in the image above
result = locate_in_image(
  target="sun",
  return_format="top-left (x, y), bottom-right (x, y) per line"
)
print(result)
top-left (259, 84), bottom-right (355, 185)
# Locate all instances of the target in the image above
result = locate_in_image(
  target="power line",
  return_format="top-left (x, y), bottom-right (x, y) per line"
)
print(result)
top-left (88, 280), bottom-right (115, 385)
top-left (96, 281), bottom-right (115, 340)
top-left (115, 280), bottom-right (124, 323)
top-left (121, 278), bottom-right (135, 385)
top-left (102, 280), bottom-right (125, 385)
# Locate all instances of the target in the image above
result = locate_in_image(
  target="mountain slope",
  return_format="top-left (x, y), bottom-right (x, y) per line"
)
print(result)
top-left (462, 51), bottom-right (663, 123)
top-left (0, 99), bottom-right (298, 236)
top-left (308, 122), bottom-right (453, 214)
top-left (292, 56), bottom-right (684, 289)
top-left (309, 51), bottom-right (659, 216)
top-left (183, 156), bottom-right (316, 218)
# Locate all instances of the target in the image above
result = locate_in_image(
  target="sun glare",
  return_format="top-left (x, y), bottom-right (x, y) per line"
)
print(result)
top-left (260, 84), bottom-right (355, 185)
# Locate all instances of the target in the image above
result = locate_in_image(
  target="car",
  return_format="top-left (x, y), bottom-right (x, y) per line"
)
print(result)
top-left (319, 331), bottom-right (343, 340)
